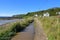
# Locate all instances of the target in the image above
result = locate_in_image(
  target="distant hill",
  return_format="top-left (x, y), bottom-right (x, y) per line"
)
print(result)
top-left (13, 7), bottom-right (60, 18)
top-left (26, 7), bottom-right (60, 16)
top-left (12, 14), bottom-right (26, 18)
top-left (0, 17), bottom-right (18, 20)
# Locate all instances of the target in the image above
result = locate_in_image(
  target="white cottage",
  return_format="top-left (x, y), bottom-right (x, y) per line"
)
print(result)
top-left (34, 14), bottom-right (38, 17)
top-left (56, 12), bottom-right (60, 15)
top-left (43, 12), bottom-right (50, 17)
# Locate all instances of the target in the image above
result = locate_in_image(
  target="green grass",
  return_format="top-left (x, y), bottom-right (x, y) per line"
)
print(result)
top-left (0, 17), bottom-right (33, 40)
top-left (39, 16), bottom-right (60, 40)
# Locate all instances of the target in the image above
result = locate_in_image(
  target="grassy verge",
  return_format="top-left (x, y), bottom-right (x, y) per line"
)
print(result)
top-left (38, 16), bottom-right (60, 40)
top-left (0, 17), bottom-right (33, 40)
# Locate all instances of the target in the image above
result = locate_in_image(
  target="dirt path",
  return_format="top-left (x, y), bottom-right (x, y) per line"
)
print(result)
top-left (11, 18), bottom-right (48, 40)
top-left (11, 23), bottom-right (35, 40)
top-left (34, 18), bottom-right (48, 40)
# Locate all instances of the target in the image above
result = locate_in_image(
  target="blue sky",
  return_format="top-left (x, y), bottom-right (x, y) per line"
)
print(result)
top-left (0, 0), bottom-right (60, 16)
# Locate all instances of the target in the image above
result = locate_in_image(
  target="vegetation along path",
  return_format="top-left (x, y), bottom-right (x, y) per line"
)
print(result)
top-left (34, 18), bottom-right (48, 40)
top-left (11, 19), bottom-right (48, 40)
top-left (11, 23), bottom-right (35, 40)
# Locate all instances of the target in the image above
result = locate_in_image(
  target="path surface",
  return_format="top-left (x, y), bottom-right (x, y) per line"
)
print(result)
top-left (34, 18), bottom-right (48, 40)
top-left (11, 23), bottom-right (35, 40)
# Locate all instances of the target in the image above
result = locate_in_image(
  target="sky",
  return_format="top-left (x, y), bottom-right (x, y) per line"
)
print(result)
top-left (0, 0), bottom-right (60, 16)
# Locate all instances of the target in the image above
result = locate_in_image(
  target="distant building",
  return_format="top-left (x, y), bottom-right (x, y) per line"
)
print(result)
top-left (34, 14), bottom-right (38, 17)
top-left (56, 12), bottom-right (60, 15)
top-left (59, 12), bottom-right (60, 15)
top-left (43, 12), bottom-right (50, 17)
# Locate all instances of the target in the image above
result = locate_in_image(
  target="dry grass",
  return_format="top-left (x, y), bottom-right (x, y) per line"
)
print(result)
top-left (34, 18), bottom-right (47, 40)
top-left (39, 16), bottom-right (60, 40)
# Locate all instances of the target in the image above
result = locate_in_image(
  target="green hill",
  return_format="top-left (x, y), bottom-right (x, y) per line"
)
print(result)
top-left (13, 7), bottom-right (60, 18)
top-left (26, 7), bottom-right (60, 16)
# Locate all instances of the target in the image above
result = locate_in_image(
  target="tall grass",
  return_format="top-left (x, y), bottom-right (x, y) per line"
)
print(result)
top-left (0, 17), bottom-right (33, 40)
top-left (39, 16), bottom-right (60, 40)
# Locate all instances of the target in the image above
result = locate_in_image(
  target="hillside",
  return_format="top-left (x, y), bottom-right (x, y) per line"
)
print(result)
top-left (26, 7), bottom-right (60, 16)
top-left (13, 7), bottom-right (60, 18)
